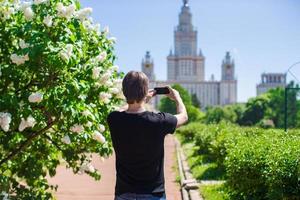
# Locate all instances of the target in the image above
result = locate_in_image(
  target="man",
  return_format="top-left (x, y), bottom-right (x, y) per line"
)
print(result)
top-left (107, 71), bottom-right (188, 200)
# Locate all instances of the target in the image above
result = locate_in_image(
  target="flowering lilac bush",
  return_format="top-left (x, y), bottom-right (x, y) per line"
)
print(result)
top-left (0, 0), bottom-right (123, 198)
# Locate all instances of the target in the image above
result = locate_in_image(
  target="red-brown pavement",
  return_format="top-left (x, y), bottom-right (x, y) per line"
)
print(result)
top-left (49, 134), bottom-right (182, 200)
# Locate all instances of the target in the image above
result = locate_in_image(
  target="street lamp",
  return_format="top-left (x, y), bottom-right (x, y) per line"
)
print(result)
top-left (284, 61), bottom-right (300, 131)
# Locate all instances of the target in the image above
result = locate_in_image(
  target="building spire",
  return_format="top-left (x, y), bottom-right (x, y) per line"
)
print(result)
top-left (183, 0), bottom-right (189, 7)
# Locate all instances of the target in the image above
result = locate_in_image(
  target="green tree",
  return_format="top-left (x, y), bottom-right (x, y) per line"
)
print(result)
top-left (240, 94), bottom-right (271, 126)
top-left (158, 84), bottom-right (203, 122)
top-left (0, 0), bottom-right (123, 198)
top-left (191, 93), bottom-right (201, 108)
top-left (266, 81), bottom-right (300, 128)
top-left (205, 105), bottom-right (237, 124)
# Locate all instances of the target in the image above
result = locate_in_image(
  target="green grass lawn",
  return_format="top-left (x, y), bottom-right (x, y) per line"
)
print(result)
top-left (180, 138), bottom-right (225, 181)
top-left (200, 184), bottom-right (229, 200)
top-left (177, 135), bottom-right (230, 199)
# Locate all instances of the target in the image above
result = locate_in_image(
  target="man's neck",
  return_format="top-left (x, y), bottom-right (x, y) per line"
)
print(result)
top-left (126, 102), bottom-right (146, 113)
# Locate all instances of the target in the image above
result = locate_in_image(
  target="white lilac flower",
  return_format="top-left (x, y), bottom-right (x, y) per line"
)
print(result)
top-left (1, 191), bottom-right (9, 200)
top-left (111, 65), bottom-right (119, 71)
top-left (28, 92), bottom-right (43, 103)
top-left (57, 3), bottom-right (75, 19)
top-left (19, 39), bottom-right (29, 49)
top-left (106, 80), bottom-right (113, 87)
top-left (59, 51), bottom-right (69, 62)
top-left (82, 110), bottom-right (92, 117)
top-left (18, 118), bottom-right (27, 132)
top-left (66, 44), bottom-right (73, 53)
top-left (24, 7), bottom-right (34, 20)
top-left (75, 7), bottom-right (92, 21)
top-left (103, 26), bottom-right (109, 34)
top-left (70, 124), bottom-right (84, 133)
top-left (98, 72), bottom-right (111, 85)
top-left (93, 23), bottom-right (101, 34)
top-left (98, 124), bottom-right (105, 133)
top-left (82, 20), bottom-right (93, 31)
top-left (96, 52), bottom-right (107, 63)
top-left (18, 115), bottom-right (36, 132)
top-left (59, 44), bottom-right (73, 62)
top-left (2, 7), bottom-right (15, 20)
top-left (99, 92), bottom-right (111, 104)
top-left (10, 54), bottom-right (29, 65)
top-left (109, 87), bottom-right (119, 95)
top-left (61, 135), bottom-right (71, 144)
top-left (0, 112), bottom-right (12, 132)
top-left (116, 92), bottom-right (125, 99)
top-left (43, 15), bottom-right (53, 27)
top-left (26, 115), bottom-right (36, 127)
top-left (109, 37), bottom-right (117, 43)
top-left (79, 162), bottom-right (95, 173)
top-left (85, 121), bottom-right (93, 128)
top-left (93, 131), bottom-right (106, 143)
top-left (92, 67), bottom-right (101, 79)
top-left (20, 2), bottom-right (31, 11)
top-left (33, 0), bottom-right (48, 5)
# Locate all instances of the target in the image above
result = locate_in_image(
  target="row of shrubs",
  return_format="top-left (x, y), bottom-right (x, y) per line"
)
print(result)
top-left (176, 122), bottom-right (300, 200)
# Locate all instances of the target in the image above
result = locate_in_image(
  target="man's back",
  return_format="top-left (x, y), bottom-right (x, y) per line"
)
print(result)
top-left (107, 111), bottom-right (177, 196)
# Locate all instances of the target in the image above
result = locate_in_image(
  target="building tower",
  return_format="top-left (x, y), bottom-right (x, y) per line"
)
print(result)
top-left (142, 51), bottom-right (155, 81)
top-left (220, 51), bottom-right (237, 105)
top-left (167, 0), bottom-right (205, 82)
top-left (256, 73), bottom-right (286, 96)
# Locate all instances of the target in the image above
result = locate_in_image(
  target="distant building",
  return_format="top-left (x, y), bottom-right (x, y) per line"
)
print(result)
top-left (256, 73), bottom-right (287, 96)
top-left (142, 0), bottom-right (237, 109)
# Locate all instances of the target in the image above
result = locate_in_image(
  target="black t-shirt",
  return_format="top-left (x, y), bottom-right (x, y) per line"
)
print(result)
top-left (107, 111), bottom-right (177, 195)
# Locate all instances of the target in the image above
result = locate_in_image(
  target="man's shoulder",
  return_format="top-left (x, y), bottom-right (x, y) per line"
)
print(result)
top-left (107, 111), bottom-right (123, 121)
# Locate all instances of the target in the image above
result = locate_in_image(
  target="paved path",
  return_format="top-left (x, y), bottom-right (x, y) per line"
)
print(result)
top-left (49, 135), bottom-right (182, 200)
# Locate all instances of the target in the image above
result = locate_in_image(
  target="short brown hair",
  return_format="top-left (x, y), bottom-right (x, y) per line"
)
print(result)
top-left (122, 71), bottom-right (149, 104)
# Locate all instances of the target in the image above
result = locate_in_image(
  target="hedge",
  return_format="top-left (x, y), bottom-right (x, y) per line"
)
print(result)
top-left (176, 122), bottom-right (300, 199)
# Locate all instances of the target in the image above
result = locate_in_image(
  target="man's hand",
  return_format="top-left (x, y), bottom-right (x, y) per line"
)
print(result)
top-left (165, 86), bottom-right (181, 102)
top-left (165, 85), bottom-right (188, 127)
top-left (145, 89), bottom-right (156, 103)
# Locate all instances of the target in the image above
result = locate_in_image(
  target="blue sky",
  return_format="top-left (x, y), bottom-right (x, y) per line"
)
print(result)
top-left (80, 0), bottom-right (300, 102)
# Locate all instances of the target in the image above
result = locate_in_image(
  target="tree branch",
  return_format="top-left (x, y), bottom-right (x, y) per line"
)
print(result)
top-left (0, 120), bottom-right (56, 166)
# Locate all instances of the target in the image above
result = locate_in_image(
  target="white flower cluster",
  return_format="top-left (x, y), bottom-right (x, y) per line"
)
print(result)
top-left (103, 26), bottom-right (109, 34)
top-left (83, 20), bottom-right (100, 34)
top-left (43, 15), bottom-right (53, 27)
top-left (110, 78), bottom-right (123, 99)
top-left (0, 112), bottom-right (12, 132)
top-left (59, 44), bottom-right (73, 62)
top-left (98, 71), bottom-right (111, 85)
top-left (19, 39), bottom-right (29, 49)
top-left (28, 92), bottom-right (43, 103)
top-left (82, 110), bottom-right (92, 117)
top-left (10, 54), bottom-right (29, 65)
top-left (70, 124), bottom-right (84, 133)
top-left (19, 115), bottom-right (36, 132)
top-left (92, 67), bottom-right (101, 80)
top-left (79, 161), bottom-right (95, 174)
top-left (75, 7), bottom-right (93, 21)
top-left (33, 0), bottom-right (48, 5)
top-left (1, 191), bottom-right (9, 200)
top-left (1, 6), bottom-right (15, 20)
top-left (93, 131), bottom-right (106, 143)
top-left (96, 52), bottom-right (107, 63)
top-left (20, 2), bottom-right (34, 21)
top-left (56, 2), bottom-right (76, 19)
top-left (92, 124), bottom-right (106, 143)
top-left (99, 92), bottom-right (112, 104)
top-left (61, 135), bottom-right (71, 144)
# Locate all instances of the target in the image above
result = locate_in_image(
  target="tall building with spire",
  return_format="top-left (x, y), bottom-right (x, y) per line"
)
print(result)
top-left (142, 0), bottom-right (237, 109)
